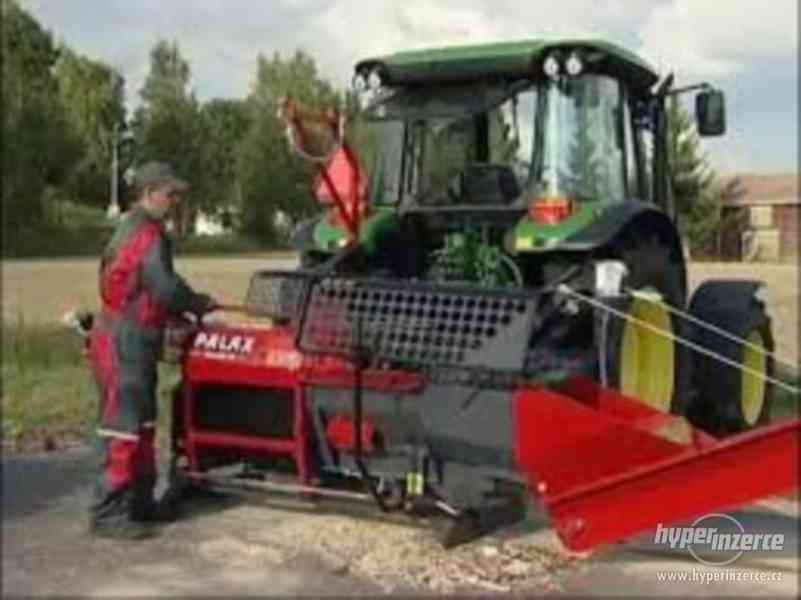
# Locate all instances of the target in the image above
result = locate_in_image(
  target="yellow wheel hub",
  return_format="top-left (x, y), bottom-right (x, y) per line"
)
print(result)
top-left (619, 295), bottom-right (674, 412)
top-left (741, 330), bottom-right (767, 426)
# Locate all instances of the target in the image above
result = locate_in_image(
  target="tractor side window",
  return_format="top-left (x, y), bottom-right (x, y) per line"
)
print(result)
top-left (349, 118), bottom-right (405, 205)
top-left (417, 117), bottom-right (476, 202)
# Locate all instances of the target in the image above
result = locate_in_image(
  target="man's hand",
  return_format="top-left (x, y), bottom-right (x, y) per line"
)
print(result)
top-left (193, 293), bottom-right (218, 317)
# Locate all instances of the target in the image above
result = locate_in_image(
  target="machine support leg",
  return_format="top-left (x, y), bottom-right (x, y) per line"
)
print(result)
top-left (352, 315), bottom-right (388, 512)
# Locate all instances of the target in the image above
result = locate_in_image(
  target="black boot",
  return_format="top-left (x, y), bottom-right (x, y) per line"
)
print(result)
top-left (91, 487), bottom-right (158, 540)
top-left (135, 496), bottom-right (181, 523)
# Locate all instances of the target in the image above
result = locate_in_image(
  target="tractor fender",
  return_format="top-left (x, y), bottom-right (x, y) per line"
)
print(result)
top-left (561, 202), bottom-right (680, 252)
top-left (688, 279), bottom-right (765, 337)
top-left (561, 202), bottom-right (689, 297)
top-left (582, 203), bottom-right (689, 305)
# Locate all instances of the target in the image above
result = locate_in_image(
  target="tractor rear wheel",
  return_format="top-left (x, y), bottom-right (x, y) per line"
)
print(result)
top-left (687, 305), bottom-right (774, 435)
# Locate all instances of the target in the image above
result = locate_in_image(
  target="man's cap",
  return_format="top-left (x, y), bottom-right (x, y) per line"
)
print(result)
top-left (133, 161), bottom-right (189, 192)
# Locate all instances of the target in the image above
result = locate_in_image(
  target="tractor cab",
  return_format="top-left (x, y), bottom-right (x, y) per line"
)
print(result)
top-left (353, 40), bottom-right (725, 217)
top-left (297, 40), bottom-right (725, 272)
top-left (356, 52), bottom-right (650, 218)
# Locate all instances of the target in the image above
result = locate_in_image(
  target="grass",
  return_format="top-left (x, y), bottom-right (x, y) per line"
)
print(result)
top-left (2, 317), bottom-right (179, 451)
top-left (773, 366), bottom-right (801, 420)
top-left (2, 315), bottom-right (798, 452)
top-left (3, 222), bottom-right (113, 258)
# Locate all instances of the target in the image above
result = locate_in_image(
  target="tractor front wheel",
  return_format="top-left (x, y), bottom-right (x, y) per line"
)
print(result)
top-left (600, 232), bottom-right (691, 416)
top-left (609, 290), bottom-right (677, 412)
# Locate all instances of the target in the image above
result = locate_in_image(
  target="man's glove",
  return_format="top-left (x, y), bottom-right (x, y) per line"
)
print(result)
top-left (191, 293), bottom-right (218, 318)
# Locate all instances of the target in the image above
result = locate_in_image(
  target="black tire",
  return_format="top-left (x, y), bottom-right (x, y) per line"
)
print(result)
top-left (687, 303), bottom-right (774, 435)
top-left (601, 231), bottom-right (692, 416)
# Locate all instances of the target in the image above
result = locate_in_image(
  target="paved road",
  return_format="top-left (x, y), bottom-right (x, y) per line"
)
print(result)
top-left (2, 448), bottom-right (383, 597)
top-left (3, 447), bottom-right (797, 597)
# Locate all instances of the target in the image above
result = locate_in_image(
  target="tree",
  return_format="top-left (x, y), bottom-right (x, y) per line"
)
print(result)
top-left (1, 0), bottom-right (81, 231)
top-left (666, 96), bottom-right (738, 257)
top-left (667, 96), bottom-right (715, 220)
top-left (197, 99), bottom-right (250, 220)
top-left (685, 176), bottom-right (747, 258)
top-left (237, 50), bottom-right (339, 239)
top-left (134, 39), bottom-right (207, 236)
top-left (54, 47), bottom-right (126, 208)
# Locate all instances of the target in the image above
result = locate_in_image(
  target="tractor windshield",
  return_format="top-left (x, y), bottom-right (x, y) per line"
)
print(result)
top-left (533, 74), bottom-right (629, 203)
top-left (357, 74), bottom-right (635, 206)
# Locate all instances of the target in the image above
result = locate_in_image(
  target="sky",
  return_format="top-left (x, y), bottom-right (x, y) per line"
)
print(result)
top-left (20, 0), bottom-right (798, 175)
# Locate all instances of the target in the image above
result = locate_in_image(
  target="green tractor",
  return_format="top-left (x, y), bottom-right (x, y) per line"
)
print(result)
top-left (287, 39), bottom-right (772, 435)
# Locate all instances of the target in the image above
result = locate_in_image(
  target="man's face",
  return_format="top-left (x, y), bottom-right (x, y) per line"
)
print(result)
top-left (143, 184), bottom-right (183, 220)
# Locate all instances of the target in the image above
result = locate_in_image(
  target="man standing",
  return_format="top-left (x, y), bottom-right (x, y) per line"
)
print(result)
top-left (88, 161), bottom-right (215, 540)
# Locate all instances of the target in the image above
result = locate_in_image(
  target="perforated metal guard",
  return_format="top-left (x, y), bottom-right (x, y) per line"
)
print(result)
top-left (244, 270), bottom-right (314, 324)
top-left (298, 278), bottom-right (539, 372)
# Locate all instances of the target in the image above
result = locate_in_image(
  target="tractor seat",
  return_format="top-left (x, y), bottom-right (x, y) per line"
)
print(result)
top-left (458, 163), bottom-right (521, 205)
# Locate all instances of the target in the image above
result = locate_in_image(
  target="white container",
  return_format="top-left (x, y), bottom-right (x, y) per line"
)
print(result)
top-left (595, 260), bottom-right (628, 297)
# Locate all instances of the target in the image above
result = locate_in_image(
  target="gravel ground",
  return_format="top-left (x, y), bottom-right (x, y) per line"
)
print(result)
top-left (2, 447), bottom-right (584, 596)
top-left (3, 447), bottom-right (797, 597)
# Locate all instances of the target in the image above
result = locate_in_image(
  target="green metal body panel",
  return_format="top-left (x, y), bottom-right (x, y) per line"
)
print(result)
top-left (312, 208), bottom-right (399, 254)
top-left (512, 203), bottom-right (604, 252)
top-left (513, 201), bottom-right (678, 253)
top-left (356, 38), bottom-right (658, 93)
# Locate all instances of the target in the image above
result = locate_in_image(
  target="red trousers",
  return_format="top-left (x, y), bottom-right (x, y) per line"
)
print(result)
top-left (88, 326), bottom-right (158, 523)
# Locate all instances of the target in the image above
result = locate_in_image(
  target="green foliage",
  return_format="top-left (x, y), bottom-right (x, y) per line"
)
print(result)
top-left (667, 97), bottom-right (715, 217)
top-left (132, 39), bottom-right (207, 235)
top-left (54, 47), bottom-right (125, 209)
top-left (434, 229), bottom-right (518, 287)
top-left (1, 317), bottom-right (180, 450)
top-left (666, 97), bottom-right (740, 257)
top-left (2, 5), bottom-right (341, 254)
top-left (3, 198), bottom-right (112, 257)
top-left (684, 178), bottom-right (748, 258)
top-left (772, 368), bottom-right (801, 421)
top-left (1, 0), bottom-right (83, 231)
top-left (237, 50), bottom-right (340, 239)
top-left (197, 98), bottom-right (250, 217)
top-left (3, 222), bottom-right (112, 258)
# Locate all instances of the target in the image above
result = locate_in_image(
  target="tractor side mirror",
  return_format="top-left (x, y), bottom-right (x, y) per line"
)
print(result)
top-left (696, 89), bottom-right (726, 136)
